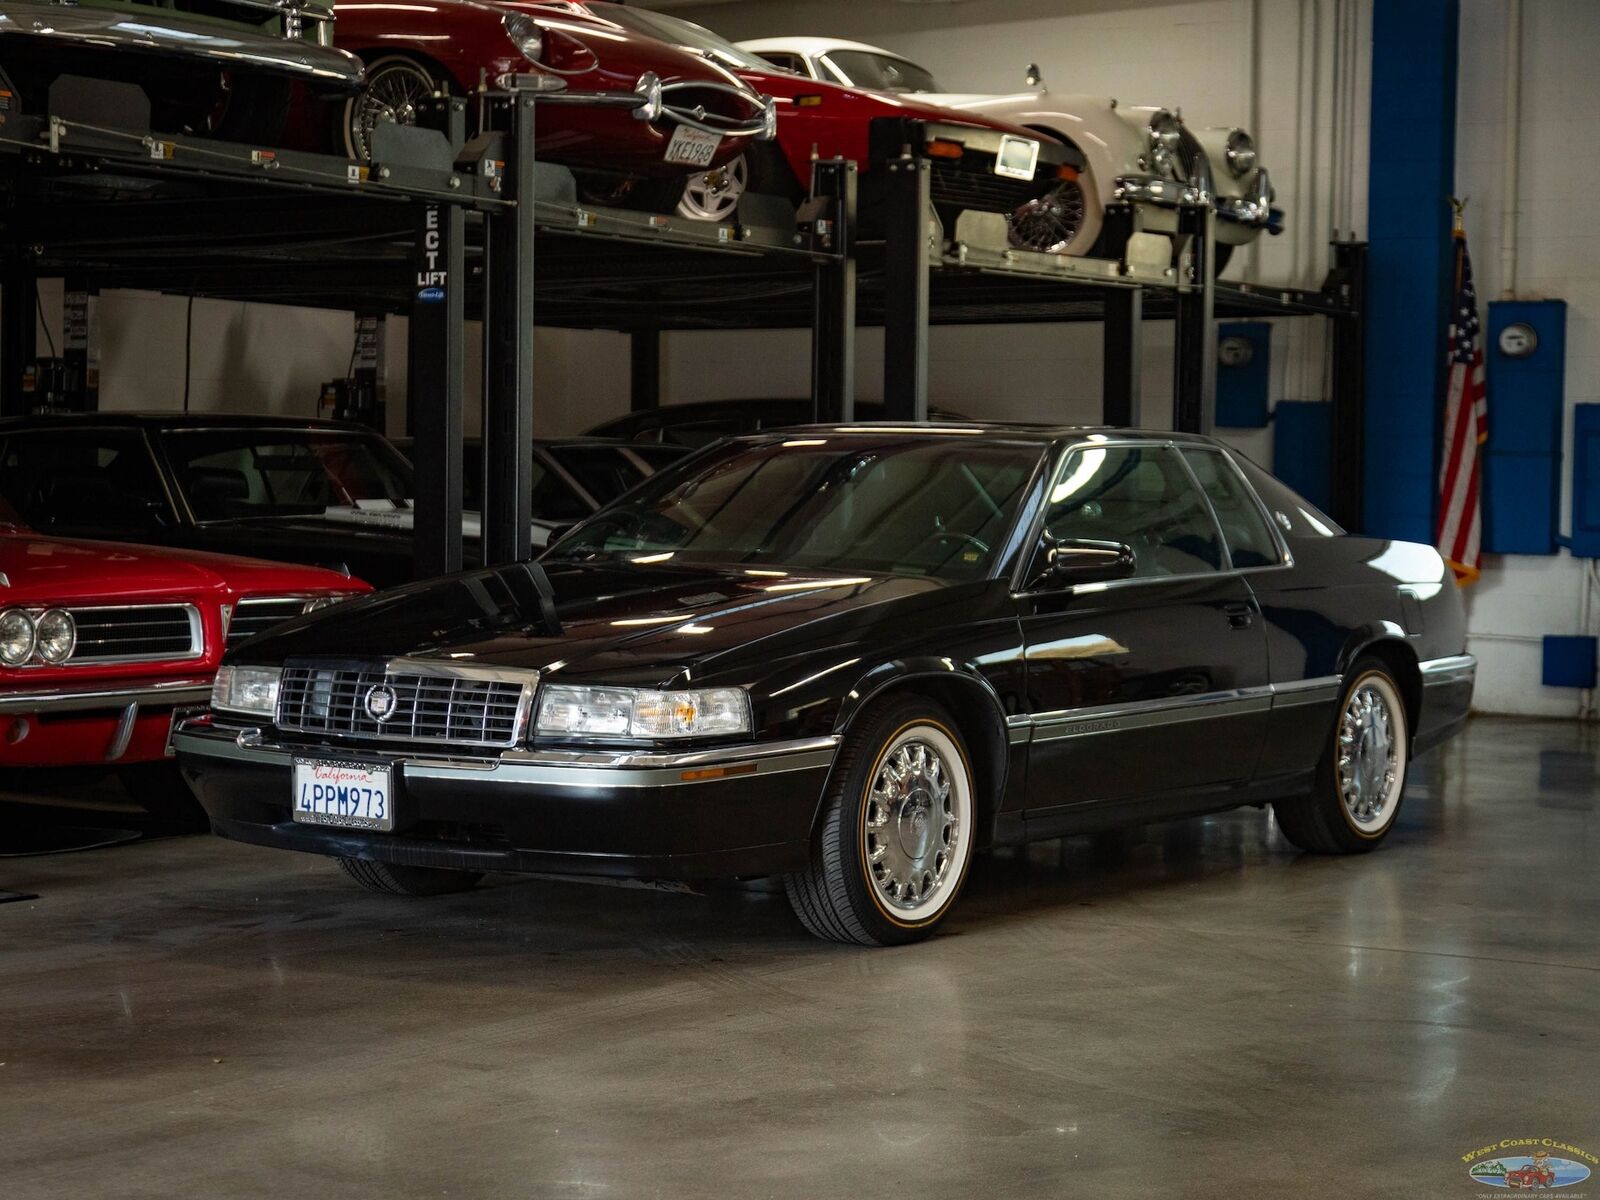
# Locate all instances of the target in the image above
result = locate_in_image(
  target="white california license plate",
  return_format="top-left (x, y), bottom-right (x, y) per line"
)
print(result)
top-left (664, 125), bottom-right (722, 168)
top-left (994, 133), bottom-right (1041, 181)
top-left (292, 759), bottom-right (394, 832)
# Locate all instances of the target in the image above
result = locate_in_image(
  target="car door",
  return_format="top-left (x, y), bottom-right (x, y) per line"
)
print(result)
top-left (1016, 441), bottom-right (1270, 815)
top-left (0, 427), bottom-right (184, 547)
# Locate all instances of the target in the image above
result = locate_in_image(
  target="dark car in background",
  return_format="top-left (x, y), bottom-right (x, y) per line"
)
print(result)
top-left (177, 426), bottom-right (1474, 945)
top-left (0, 414), bottom-right (421, 588)
top-left (1, 0), bottom-right (362, 143)
top-left (586, 399), bottom-right (970, 446)
top-left (391, 436), bottom-right (689, 548)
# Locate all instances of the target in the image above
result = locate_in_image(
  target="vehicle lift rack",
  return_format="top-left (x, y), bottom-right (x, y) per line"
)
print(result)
top-left (0, 95), bottom-right (1365, 582)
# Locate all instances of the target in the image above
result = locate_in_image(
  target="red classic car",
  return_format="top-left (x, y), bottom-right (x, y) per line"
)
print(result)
top-left (0, 498), bottom-right (368, 815)
top-left (333, 0), bottom-right (774, 190)
top-left (579, 2), bottom-right (1071, 224)
top-left (1506, 1164), bottom-right (1557, 1189)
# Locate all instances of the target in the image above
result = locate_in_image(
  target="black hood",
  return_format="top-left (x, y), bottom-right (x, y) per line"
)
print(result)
top-left (234, 559), bottom-right (953, 689)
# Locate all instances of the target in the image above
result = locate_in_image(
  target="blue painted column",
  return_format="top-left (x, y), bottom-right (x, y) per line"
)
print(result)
top-left (1364, 0), bottom-right (1459, 541)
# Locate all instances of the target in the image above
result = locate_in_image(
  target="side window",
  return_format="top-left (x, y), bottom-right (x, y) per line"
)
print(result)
top-left (0, 430), bottom-right (172, 533)
top-left (758, 52), bottom-right (808, 75)
top-left (1181, 448), bottom-right (1285, 568)
top-left (1036, 444), bottom-right (1223, 579)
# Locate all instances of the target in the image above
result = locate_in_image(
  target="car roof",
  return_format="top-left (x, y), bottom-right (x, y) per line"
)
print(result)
top-left (0, 411), bottom-right (373, 433)
top-left (739, 37), bottom-right (907, 58)
top-left (732, 421), bottom-right (1225, 448)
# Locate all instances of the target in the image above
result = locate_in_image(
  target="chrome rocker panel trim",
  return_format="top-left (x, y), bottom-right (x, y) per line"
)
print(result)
top-left (1006, 676), bottom-right (1344, 745)
top-left (174, 725), bottom-right (840, 789)
top-left (0, 4), bottom-right (365, 85)
top-left (1419, 653), bottom-right (1477, 688)
top-left (0, 676), bottom-right (213, 715)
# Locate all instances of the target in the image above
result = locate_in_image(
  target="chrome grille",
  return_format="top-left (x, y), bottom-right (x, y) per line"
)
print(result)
top-left (275, 663), bottom-right (533, 748)
top-left (67, 604), bottom-right (202, 664)
top-left (227, 598), bottom-right (311, 650)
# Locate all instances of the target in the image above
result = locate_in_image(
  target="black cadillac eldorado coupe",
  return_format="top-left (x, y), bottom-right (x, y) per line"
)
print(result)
top-left (175, 426), bottom-right (1475, 945)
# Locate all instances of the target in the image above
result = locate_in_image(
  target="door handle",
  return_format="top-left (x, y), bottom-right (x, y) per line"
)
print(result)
top-left (1223, 602), bottom-right (1255, 629)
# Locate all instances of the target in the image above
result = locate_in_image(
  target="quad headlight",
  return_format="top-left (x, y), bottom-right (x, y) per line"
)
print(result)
top-left (212, 665), bottom-right (282, 717)
top-left (34, 609), bottom-right (76, 664)
top-left (503, 13), bottom-right (543, 64)
top-left (1225, 128), bottom-right (1257, 177)
top-left (0, 608), bottom-right (35, 666)
top-left (536, 685), bottom-right (750, 740)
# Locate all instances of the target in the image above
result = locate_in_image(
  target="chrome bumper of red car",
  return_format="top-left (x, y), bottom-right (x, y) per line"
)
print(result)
top-left (0, 3), bottom-right (364, 86)
top-left (0, 675), bottom-right (212, 715)
top-left (497, 70), bottom-right (777, 140)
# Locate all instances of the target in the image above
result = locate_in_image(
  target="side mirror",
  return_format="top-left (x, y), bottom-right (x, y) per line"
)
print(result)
top-left (1042, 538), bottom-right (1136, 586)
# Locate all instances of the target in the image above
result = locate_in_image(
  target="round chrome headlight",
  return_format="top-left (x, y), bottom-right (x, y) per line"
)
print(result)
top-left (1149, 112), bottom-right (1183, 154)
top-left (0, 608), bottom-right (36, 666)
top-left (502, 13), bottom-right (543, 64)
top-left (34, 609), bottom-right (76, 664)
top-left (1225, 128), bottom-right (1257, 177)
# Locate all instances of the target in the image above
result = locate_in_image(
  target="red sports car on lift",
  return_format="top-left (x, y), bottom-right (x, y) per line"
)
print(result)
top-left (0, 496), bottom-right (368, 817)
top-left (334, 0), bottom-right (1069, 223)
top-left (333, 0), bottom-right (775, 199)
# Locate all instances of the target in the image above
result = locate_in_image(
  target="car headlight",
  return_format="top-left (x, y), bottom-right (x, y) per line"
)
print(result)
top-left (34, 609), bottom-right (76, 664)
top-left (1149, 112), bottom-right (1183, 154)
top-left (536, 685), bottom-right (750, 740)
top-left (0, 608), bottom-right (35, 666)
top-left (503, 13), bottom-right (543, 64)
top-left (213, 664), bottom-right (282, 718)
top-left (1225, 128), bottom-right (1257, 177)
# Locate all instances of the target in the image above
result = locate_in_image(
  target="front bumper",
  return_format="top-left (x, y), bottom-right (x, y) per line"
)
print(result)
top-left (175, 724), bottom-right (837, 881)
top-left (0, 3), bottom-right (364, 86)
top-left (0, 675), bottom-right (212, 715)
top-left (501, 71), bottom-right (777, 141)
top-left (0, 676), bottom-right (211, 766)
top-left (1111, 173), bottom-right (1209, 210)
top-left (1214, 169), bottom-right (1283, 231)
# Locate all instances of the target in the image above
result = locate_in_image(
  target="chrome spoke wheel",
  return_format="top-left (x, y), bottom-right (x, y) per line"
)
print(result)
top-left (863, 725), bottom-right (970, 920)
top-left (1008, 180), bottom-right (1087, 254)
top-left (676, 154), bottom-right (748, 222)
top-left (1337, 676), bottom-right (1405, 833)
top-left (348, 59), bottom-right (436, 162)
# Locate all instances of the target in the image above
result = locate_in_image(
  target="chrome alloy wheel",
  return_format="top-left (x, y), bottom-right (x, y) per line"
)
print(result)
top-left (347, 58), bottom-right (437, 163)
top-left (1008, 180), bottom-right (1087, 254)
top-left (1337, 675), bottom-right (1407, 833)
top-left (862, 724), bottom-right (972, 920)
top-left (676, 154), bottom-right (748, 222)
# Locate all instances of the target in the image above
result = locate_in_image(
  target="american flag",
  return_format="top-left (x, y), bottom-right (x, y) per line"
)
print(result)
top-left (1436, 228), bottom-right (1488, 584)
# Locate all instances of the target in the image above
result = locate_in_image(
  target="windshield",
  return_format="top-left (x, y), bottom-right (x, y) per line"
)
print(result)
top-left (823, 50), bottom-right (940, 93)
top-left (601, 6), bottom-right (776, 72)
top-left (161, 428), bottom-right (413, 522)
top-left (548, 445), bottom-right (653, 506)
top-left (548, 436), bottom-right (1043, 581)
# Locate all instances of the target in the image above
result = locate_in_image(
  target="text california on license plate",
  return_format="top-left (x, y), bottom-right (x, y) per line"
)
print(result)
top-left (292, 758), bottom-right (394, 832)
top-left (664, 125), bottom-right (722, 168)
top-left (993, 133), bottom-right (1041, 181)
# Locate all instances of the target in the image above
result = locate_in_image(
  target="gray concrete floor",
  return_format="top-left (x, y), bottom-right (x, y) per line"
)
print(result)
top-left (3, 716), bottom-right (1598, 1199)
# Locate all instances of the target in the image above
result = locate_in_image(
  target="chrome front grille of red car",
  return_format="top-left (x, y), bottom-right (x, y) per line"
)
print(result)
top-left (275, 664), bottom-right (534, 749)
top-left (66, 604), bottom-right (203, 665)
top-left (226, 598), bottom-right (312, 651)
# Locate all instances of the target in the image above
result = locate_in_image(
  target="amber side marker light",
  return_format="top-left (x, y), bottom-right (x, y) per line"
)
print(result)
top-left (680, 762), bottom-right (759, 783)
top-left (925, 138), bottom-right (965, 159)
top-left (1057, 164), bottom-right (1080, 182)
top-left (795, 94), bottom-right (824, 108)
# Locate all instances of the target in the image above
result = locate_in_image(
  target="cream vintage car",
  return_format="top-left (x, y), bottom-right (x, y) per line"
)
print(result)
top-left (741, 37), bottom-right (1281, 272)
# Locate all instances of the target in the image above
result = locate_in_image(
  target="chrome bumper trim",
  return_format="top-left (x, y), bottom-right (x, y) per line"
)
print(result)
top-left (0, 5), bottom-right (364, 85)
top-left (1214, 168), bottom-right (1277, 228)
top-left (1420, 654), bottom-right (1477, 687)
top-left (0, 676), bottom-right (212, 715)
top-left (498, 72), bottom-right (777, 140)
top-left (173, 727), bottom-right (840, 789)
top-left (1112, 173), bottom-right (1208, 210)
